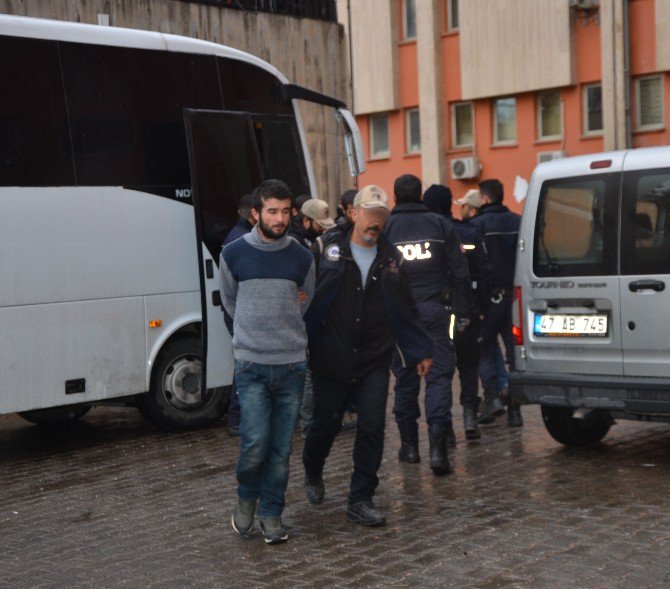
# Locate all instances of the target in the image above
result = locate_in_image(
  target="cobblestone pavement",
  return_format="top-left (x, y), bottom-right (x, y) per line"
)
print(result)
top-left (1, 390), bottom-right (670, 589)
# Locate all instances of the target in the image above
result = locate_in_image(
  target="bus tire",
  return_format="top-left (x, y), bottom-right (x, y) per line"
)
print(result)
top-left (18, 405), bottom-right (91, 426)
top-left (541, 406), bottom-right (613, 447)
top-left (139, 336), bottom-right (229, 431)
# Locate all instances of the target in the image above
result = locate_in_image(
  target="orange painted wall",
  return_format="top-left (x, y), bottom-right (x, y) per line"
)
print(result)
top-left (357, 0), bottom-right (668, 216)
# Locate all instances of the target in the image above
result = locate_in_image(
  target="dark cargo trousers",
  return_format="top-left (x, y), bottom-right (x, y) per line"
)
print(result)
top-left (391, 302), bottom-right (455, 440)
top-left (453, 314), bottom-right (482, 409)
top-left (479, 290), bottom-right (515, 394)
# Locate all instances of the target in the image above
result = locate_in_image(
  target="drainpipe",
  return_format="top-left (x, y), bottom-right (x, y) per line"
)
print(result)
top-left (622, 0), bottom-right (632, 148)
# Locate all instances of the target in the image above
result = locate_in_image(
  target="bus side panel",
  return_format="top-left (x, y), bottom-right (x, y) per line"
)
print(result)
top-left (0, 298), bottom-right (145, 413)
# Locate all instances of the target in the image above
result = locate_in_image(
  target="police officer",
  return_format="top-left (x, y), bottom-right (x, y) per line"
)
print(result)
top-left (384, 174), bottom-right (471, 475)
top-left (423, 185), bottom-right (491, 441)
top-left (470, 179), bottom-right (523, 427)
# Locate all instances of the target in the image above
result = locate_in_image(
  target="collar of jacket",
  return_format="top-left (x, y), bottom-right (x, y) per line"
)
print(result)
top-left (328, 228), bottom-right (396, 261)
top-left (479, 203), bottom-right (509, 214)
top-left (390, 202), bottom-right (429, 215)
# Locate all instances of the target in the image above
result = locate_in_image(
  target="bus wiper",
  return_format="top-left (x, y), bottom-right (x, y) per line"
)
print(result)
top-left (539, 221), bottom-right (560, 274)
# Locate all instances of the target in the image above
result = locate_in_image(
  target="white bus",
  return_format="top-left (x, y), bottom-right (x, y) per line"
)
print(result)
top-left (0, 14), bottom-right (363, 430)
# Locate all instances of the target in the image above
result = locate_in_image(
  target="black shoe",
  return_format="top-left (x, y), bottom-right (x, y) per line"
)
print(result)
top-left (258, 517), bottom-right (289, 544)
top-left (304, 474), bottom-right (325, 504)
top-left (446, 427), bottom-right (457, 448)
top-left (346, 500), bottom-right (386, 527)
top-left (508, 402), bottom-right (524, 427)
top-left (463, 406), bottom-right (481, 440)
top-left (428, 432), bottom-right (453, 476)
top-left (478, 396), bottom-right (505, 424)
top-left (398, 441), bottom-right (420, 463)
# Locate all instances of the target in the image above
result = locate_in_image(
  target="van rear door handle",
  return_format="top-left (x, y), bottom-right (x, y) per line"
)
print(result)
top-left (629, 279), bottom-right (665, 292)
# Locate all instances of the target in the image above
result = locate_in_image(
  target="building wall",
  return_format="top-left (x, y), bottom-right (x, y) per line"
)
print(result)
top-left (0, 0), bottom-right (353, 206)
top-left (345, 0), bottom-right (670, 215)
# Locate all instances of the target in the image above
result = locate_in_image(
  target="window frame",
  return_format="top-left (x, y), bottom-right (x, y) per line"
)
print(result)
top-left (451, 101), bottom-right (474, 148)
top-left (405, 108), bottom-right (421, 154)
top-left (635, 74), bottom-right (664, 131)
top-left (583, 83), bottom-right (603, 136)
top-left (402, 0), bottom-right (417, 41)
top-left (493, 97), bottom-right (517, 145)
top-left (536, 90), bottom-right (563, 141)
top-left (369, 113), bottom-right (390, 159)
top-left (446, 0), bottom-right (459, 32)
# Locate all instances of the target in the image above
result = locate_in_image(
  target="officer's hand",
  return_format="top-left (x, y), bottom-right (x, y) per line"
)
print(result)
top-left (416, 358), bottom-right (433, 377)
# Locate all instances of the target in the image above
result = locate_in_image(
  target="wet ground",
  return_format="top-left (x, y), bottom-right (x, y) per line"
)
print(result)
top-left (1, 391), bottom-right (670, 588)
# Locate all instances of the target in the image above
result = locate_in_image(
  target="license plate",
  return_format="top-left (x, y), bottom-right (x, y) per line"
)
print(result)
top-left (533, 313), bottom-right (608, 337)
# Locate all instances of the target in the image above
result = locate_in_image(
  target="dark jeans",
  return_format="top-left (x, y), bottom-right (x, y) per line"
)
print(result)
top-left (391, 302), bottom-right (455, 438)
top-left (303, 367), bottom-right (390, 504)
top-left (234, 360), bottom-right (306, 517)
top-left (227, 380), bottom-right (240, 428)
top-left (454, 314), bottom-right (481, 409)
top-left (479, 290), bottom-right (515, 393)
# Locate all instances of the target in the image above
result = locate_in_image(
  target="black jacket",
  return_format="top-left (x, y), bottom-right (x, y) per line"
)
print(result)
top-left (470, 203), bottom-right (521, 288)
top-left (305, 230), bottom-right (433, 383)
top-left (452, 219), bottom-right (492, 317)
top-left (383, 202), bottom-right (472, 319)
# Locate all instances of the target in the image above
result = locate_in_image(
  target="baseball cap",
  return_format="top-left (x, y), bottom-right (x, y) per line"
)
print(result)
top-left (353, 185), bottom-right (389, 210)
top-left (301, 198), bottom-right (336, 229)
top-left (455, 189), bottom-right (483, 209)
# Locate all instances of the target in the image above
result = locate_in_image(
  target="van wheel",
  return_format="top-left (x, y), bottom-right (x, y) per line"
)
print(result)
top-left (18, 405), bottom-right (91, 425)
top-left (139, 336), bottom-right (229, 431)
top-left (541, 406), bottom-right (613, 447)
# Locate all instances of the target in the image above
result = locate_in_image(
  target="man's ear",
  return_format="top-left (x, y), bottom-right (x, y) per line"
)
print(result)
top-left (350, 207), bottom-right (359, 223)
top-left (251, 208), bottom-right (261, 223)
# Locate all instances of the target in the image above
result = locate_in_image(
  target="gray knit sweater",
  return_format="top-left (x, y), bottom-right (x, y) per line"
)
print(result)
top-left (219, 226), bottom-right (315, 365)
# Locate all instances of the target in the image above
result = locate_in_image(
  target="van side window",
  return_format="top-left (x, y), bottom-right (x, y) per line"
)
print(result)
top-left (0, 36), bottom-right (75, 186)
top-left (533, 174), bottom-right (619, 277)
top-left (621, 169), bottom-right (670, 275)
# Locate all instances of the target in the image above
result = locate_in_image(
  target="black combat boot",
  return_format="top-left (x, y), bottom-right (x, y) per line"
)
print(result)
top-left (428, 430), bottom-right (453, 476)
top-left (507, 401), bottom-right (523, 427)
top-left (397, 423), bottom-right (420, 463)
top-left (463, 405), bottom-right (481, 440)
top-left (478, 389), bottom-right (505, 424)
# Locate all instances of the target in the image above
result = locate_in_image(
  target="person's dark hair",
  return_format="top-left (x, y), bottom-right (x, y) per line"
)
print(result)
top-left (340, 189), bottom-right (357, 208)
top-left (394, 174), bottom-right (422, 204)
top-left (423, 184), bottom-right (453, 218)
top-left (237, 193), bottom-right (253, 219)
top-left (292, 193), bottom-right (311, 213)
top-left (479, 179), bottom-right (504, 204)
top-left (251, 179), bottom-right (293, 212)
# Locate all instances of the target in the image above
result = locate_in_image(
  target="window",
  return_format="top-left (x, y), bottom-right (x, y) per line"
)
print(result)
top-left (493, 97), bottom-right (517, 144)
top-left (533, 174), bottom-right (619, 277)
top-left (451, 102), bottom-right (473, 148)
top-left (370, 114), bottom-right (390, 158)
top-left (621, 169), bottom-right (670, 275)
top-left (636, 75), bottom-right (664, 130)
top-left (583, 84), bottom-right (603, 134)
top-left (447, 0), bottom-right (459, 31)
top-left (403, 0), bottom-right (417, 40)
top-left (537, 91), bottom-right (562, 140)
top-left (406, 108), bottom-right (421, 153)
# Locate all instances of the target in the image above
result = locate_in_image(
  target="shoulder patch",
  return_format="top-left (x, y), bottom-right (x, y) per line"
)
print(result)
top-left (325, 243), bottom-right (340, 261)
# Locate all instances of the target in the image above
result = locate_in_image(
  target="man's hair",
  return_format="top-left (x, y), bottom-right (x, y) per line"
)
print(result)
top-left (479, 179), bottom-right (504, 204)
top-left (340, 189), bottom-right (357, 208)
top-left (394, 174), bottom-right (422, 204)
top-left (292, 193), bottom-right (311, 213)
top-left (237, 193), bottom-right (253, 219)
top-left (251, 179), bottom-right (293, 212)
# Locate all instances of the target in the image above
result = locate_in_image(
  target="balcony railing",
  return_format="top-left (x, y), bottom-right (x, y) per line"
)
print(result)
top-left (178, 0), bottom-right (337, 22)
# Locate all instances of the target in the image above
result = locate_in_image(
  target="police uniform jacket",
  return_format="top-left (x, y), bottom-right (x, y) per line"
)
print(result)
top-left (383, 202), bottom-right (472, 319)
top-left (304, 230), bottom-right (433, 384)
top-left (453, 219), bottom-right (492, 317)
top-left (470, 203), bottom-right (521, 289)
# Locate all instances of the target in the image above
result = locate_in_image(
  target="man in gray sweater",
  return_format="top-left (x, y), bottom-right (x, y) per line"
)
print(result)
top-left (220, 179), bottom-right (315, 545)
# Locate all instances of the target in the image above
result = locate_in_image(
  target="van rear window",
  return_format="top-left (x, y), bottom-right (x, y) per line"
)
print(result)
top-left (533, 173), bottom-right (619, 277)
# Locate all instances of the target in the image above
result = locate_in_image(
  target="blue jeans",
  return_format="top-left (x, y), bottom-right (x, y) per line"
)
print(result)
top-left (392, 301), bottom-right (455, 439)
top-left (234, 360), bottom-right (306, 517)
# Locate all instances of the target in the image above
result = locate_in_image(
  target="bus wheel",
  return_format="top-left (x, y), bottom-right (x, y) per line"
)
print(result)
top-left (18, 405), bottom-right (91, 426)
top-left (140, 336), bottom-right (229, 431)
top-left (541, 406), bottom-right (613, 447)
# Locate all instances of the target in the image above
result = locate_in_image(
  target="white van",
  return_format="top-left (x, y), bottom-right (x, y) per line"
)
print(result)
top-left (510, 146), bottom-right (670, 446)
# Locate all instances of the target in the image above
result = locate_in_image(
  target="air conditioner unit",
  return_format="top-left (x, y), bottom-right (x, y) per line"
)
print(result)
top-left (450, 156), bottom-right (480, 180)
top-left (569, 0), bottom-right (598, 10)
top-left (537, 150), bottom-right (566, 164)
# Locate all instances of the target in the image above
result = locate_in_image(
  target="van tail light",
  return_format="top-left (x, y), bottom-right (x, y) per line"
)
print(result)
top-left (512, 286), bottom-right (523, 345)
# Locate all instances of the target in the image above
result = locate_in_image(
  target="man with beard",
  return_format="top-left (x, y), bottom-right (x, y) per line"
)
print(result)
top-left (302, 185), bottom-right (433, 527)
top-left (220, 179), bottom-right (315, 545)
